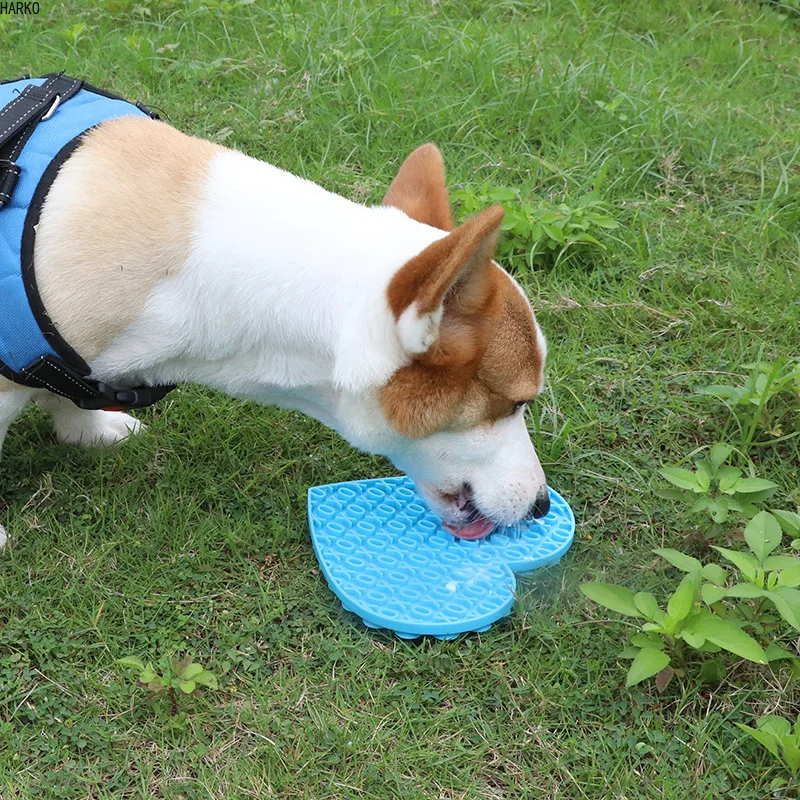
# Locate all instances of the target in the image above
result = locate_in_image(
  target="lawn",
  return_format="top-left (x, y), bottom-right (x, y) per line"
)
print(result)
top-left (1, 0), bottom-right (799, 797)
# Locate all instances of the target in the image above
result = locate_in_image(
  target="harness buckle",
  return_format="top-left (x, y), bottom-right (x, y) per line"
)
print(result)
top-left (16, 354), bottom-right (174, 410)
top-left (0, 159), bottom-right (21, 208)
top-left (75, 383), bottom-right (173, 411)
top-left (41, 94), bottom-right (62, 121)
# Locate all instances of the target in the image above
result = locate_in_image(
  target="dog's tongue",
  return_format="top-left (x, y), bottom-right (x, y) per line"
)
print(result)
top-left (443, 516), bottom-right (496, 541)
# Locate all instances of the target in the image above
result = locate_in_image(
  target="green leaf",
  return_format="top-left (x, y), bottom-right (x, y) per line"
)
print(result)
top-left (697, 384), bottom-right (745, 402)
top-left (718, 467), bottom-right (743, 494)
top-left (711, 547), bottom-right (759, 581)
top-left (745, 512), bottom-right (782, 562)
top-left (732, 477), bottom-right (779, 495)
top-left (509, 219), bottom-right (530, 236)
top-left (729, 499), bottom-right (761, 518)
top-left (574, 232), bottom-right (604, 246)
top-left (630, 633), bottom-right (665, 650)
top-left (667, 578), bottom-right (696, 621)
top-left (765, 642), bottom-right (795, 662)
top-left (764, 555), bottom-right (800, 571)
top-left (709, 444), bottom-right (733, 471)
top-left (768, 587), bottom-right (800, 631)
top-left (654, 548), bottom-right (702, 574)
top-left (618, 646), bottom-right (641, 659)
top-left (733, 491), bottom-right (775, 507)
top-left (759, 715), bottom-right (792, 740)
top-left (487, 187), bottom-right (518, 202)
top-left (679, 628), bottom-right (705, 649)
top-left (182, 663), bottom-right (204, 680)
top-left (178, 680), bottom-right (196, 695)
top-left (580, 583), bottom-right (642, 617)
top-left (625, 647), bottom-right (671, 687)
top-left (725, 583), bottom-right (765, 599)
top-left (539, 210), bottom-right (561, 225)
top-left (737, 724), bottom-right (781, 758)
top-left (542, 223), bottom-right (565, 243)
top-left (658, 614), bottom-right (676, 635)
top-left (193, 670), bottom-right (219, 690)
top-left (698, 659), bottom-right (726, 683)
top-left (691, 496), bottom-right (711, 514)
top-left (139, 665), bottom-right (157, 684)
top-left (659, 467), bottom-right (703, 492)
top-left (682, 611), bottom-right (767, 663)
top-left (701, 584), bottom-right (728, 605)
top-left (117, 656), bottom-right (145, 671)
top-left (694, 469), bottom-right (711, 493)
top-left (777, 565), bottom-right (800, 588)
top-left (590, 217), bottom-right (619, 230)
top-left (707, 498), bottom-right (730, 523)
top-left (774, 510), bottom-right (800, 537)
top-left (702, 563), bottom-right (728, 586)
top-left (634, 592), bottom-right (660, 621)
top-left (695, 459), bottom-right (714, 479)
top-left (784, 741), bottom-right (800, 774)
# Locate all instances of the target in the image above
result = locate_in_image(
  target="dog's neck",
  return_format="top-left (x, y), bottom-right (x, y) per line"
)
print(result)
top-left (90, 149), bottom-right (445, 422)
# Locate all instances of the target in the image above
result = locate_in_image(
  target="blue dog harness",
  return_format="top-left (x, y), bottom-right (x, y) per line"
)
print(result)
top-left (0, 73), bottom-right (173, 409)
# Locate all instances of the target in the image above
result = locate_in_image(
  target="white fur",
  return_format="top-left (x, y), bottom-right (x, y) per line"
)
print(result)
top-left (86, 148), bottom-right (547, 523)
top-left (384, 409), bottom-right (546, 526)
top-left (1, 146), bottom-right (547, 543)
top-left (37, 395), bottom-right (143, 447)
top-left (397, 303), bottom-right (443, 354)
top-left (90, 151), bottom-right (448, 394)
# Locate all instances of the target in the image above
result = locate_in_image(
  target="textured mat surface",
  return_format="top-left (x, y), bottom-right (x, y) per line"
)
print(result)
top-left (308, 476), bottom-right (575, 639)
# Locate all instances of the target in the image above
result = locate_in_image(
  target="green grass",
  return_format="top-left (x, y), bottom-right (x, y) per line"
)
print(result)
top-left (1, 0), bottom-right (799, 796)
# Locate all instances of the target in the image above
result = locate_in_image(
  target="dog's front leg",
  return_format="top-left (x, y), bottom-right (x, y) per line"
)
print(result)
top-left (0, 387), bottom-right (38, 548)
top-left (36, 394), bottom-right (145, 448)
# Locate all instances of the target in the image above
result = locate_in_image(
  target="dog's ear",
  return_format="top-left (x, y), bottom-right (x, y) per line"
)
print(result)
top-left (387, 204), bottom-right (504, 356)
top-left (382, 143), bottom-right (455, 231)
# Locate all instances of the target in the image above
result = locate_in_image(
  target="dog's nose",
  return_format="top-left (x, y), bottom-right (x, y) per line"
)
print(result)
top-left (531, 488), bottom-right (550, 519)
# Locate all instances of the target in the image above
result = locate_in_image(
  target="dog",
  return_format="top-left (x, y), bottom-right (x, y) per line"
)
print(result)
top-left (0, 107), bottom-right (549, 547)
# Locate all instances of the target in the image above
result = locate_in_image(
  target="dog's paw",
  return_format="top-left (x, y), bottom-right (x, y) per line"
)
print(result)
top-left (55, 410), bottom-right (145, 448)
top-left (0, 524), bottom-right (7, 550)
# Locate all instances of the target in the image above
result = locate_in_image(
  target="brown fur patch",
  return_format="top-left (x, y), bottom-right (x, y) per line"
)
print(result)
top-left (382, 143), bottom-right (454, 231)
top-left (387, 205), bottom-right (503, 319)
top-left (381, 206), bottom-right (508, 437)
top-left (477, 271), bottom-right (544, 408)
top-left (34, 116), bottom-right (219, 361)
top-left (382, 259), bottom-right (543, 438)
top-left (380, 144), bottom-right (545, 439)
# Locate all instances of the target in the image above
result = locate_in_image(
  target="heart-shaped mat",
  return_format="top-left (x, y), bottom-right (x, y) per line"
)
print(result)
top-left (308, 476), bottom-right (575, 639)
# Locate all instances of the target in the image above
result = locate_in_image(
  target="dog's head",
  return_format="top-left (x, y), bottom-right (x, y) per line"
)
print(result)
top-left (334, 144), bottom-right (548, 539)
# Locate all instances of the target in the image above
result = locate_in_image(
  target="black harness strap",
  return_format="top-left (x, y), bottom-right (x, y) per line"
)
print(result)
top-left (0, 74), bottom-right (83, 208)
top-left (20, 355), bottom-right (174, 410)
top-left (0, 74), bottom-right (176, 411)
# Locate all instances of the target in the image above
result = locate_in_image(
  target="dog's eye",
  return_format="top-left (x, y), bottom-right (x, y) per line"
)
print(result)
top-left (510, 398), bottom-right (535, 415)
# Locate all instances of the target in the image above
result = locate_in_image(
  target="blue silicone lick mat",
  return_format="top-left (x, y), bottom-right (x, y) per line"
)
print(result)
top-left (308, 476), bottom-right (575, 640)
